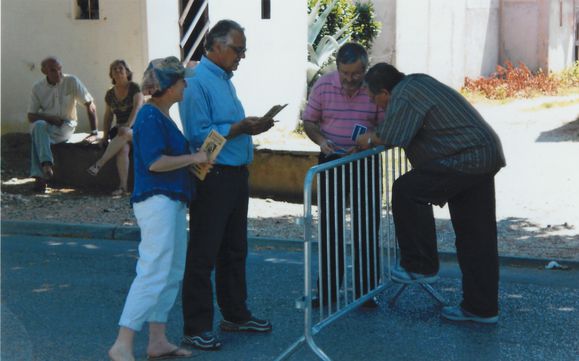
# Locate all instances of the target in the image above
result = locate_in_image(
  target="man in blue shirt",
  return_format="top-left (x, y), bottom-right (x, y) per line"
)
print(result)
top-left (179, 19), bottom-right (274, 351)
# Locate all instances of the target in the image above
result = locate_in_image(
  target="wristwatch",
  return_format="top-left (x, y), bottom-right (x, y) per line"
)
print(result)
top-left (90, 130), bottom-right (98, 136)
top-left (367, 136), bottom-right (373, 146)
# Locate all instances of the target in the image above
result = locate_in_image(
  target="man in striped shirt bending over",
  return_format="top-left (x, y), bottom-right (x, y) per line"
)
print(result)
top-left (358, 63), bottom-right (506, 324)
top-left (303, 43), bottom-right (384, 309)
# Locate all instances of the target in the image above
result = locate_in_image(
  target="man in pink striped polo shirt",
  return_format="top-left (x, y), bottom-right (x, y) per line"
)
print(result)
top-left (303, 42), bottom-right (383, 309)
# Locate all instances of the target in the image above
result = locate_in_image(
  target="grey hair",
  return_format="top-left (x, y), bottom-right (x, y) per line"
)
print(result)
top-left (336, 43), bottom-right (368, 68)
top-left (41, 56), bottom-right (62, 68)
top-left (204, 19), bottom-right (245, 51)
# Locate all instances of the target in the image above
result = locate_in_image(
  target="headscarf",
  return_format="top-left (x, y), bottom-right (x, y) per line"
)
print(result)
top-left (141, 56), bottom-right (185, 96)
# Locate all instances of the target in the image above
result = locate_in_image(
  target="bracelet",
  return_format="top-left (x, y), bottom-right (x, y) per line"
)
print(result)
top-left (90, 130), bottom-right (98, 136)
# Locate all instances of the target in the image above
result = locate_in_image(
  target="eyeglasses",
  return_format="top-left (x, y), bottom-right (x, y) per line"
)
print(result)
top-left (227, 45), bottom-right (247, 56)
top-left (370, 90), bottom-right (385, 102)
top-left (339, 70), bottom-right (365, 80)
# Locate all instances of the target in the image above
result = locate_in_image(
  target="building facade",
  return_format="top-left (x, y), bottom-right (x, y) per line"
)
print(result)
top-left (371, 0), bottom-right (577, 88)
top-left (1, 0), bottom-right (576, 134)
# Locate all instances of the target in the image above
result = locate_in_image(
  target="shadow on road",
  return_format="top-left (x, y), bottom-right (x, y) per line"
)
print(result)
top-left (536, 118), bottom-right (579, 142)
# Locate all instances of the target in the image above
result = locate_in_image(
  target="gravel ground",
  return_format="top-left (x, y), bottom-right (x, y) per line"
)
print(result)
top-left (2, 95), bottom-right (578, 262)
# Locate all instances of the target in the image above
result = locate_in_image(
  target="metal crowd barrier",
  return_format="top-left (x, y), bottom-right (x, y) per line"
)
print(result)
top-left (275, 146), bottom-right (414, 361)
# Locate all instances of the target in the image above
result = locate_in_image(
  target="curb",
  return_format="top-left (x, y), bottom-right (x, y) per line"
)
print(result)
top-left (2, 220), bottom-right (577, 269)
top-left (1, 220), bottom-right (140, 241)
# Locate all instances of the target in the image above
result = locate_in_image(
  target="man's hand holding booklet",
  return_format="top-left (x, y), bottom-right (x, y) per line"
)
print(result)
top-left (192, 103), bottom-right (287, 180)
top-left (242, 103), bottom-right (288, 135)
top-left (260, 103), bottom-right (287, 122)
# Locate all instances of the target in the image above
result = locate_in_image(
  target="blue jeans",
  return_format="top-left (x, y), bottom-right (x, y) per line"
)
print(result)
top-left (29, 120), bottom-right (75, 178)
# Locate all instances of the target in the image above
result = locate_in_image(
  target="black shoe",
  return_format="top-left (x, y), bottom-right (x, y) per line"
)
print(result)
top-left (182, 331), bottom-right (221, 350)
top-left (361, 296), bottom-right (379, 309)
top-left (32, 178), bottom-right (47, 193)
top-left (441, 306), bottom-right (499, 324)
top-left (220, 317), bottom-right (272, 333)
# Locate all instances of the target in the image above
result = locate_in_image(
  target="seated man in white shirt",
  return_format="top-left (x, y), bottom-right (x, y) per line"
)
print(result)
top-left (27, 56), bottom-right (98, 192)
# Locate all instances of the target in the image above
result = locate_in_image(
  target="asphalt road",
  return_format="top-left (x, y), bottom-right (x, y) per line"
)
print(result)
top-left (1, 235), bottom-right (578, 361)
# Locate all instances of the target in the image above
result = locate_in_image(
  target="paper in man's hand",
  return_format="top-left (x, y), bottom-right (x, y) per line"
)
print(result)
top-left (260, 103), bottom-right (288, 121)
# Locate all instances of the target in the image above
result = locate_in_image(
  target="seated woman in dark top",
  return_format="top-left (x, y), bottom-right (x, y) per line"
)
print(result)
top-left (88, 59), bottom-right (143, 196)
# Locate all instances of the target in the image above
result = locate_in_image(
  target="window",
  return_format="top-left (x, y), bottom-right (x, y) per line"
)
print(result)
top-left (75, 0), bottom-right (99, 20)
top-left (179, 0), bottom-right (210, 63)
top-left (261, 0), bottom-right (271, 19)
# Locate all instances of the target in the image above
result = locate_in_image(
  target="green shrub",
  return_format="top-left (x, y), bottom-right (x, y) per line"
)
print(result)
top-left (308, 0), bottom-right (381, 54)
top-left (351, 2), bottom-right (381, 49)
top-left (306, 0), bottom-right (381, 91)
top-left (556, 61), bottom-right (579, 88)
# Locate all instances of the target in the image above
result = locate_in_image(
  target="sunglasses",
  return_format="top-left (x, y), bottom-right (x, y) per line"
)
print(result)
top-left (227, 45), bottom-right (247, 56)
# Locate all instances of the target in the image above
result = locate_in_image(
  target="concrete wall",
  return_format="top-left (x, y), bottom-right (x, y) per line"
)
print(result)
top-left (208, 0), bottom-right (307, 132)
top-left (371, 0), bottom-right (575, 88)
top-left (2, 0), bottom-right (575, 134)
top-left (501, 0), bottom-right (544, 70)
top-left (372, 0), bottom-right (500, 88)
top-left (501, 0), bottom-right (575, 72)
top-left (369, 0), bottom-right (397, 65)
top-left (1, 0), bottom-right (180, 135)
top-left (465, 0), bottom-right (500, 78)
top-left (394, 0), bottom-right (472, 87)
top-left (547, 0), bottom-right (576, 71)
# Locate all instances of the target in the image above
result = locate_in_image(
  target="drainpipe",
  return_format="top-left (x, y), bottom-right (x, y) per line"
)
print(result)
top-left (498, 0), bottom-right (504, 66)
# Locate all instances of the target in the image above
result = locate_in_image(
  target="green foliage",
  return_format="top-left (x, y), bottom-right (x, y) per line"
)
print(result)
top-left (556, 61), bottom-right (579, 88)
top-left (351, 2), bottom-right (381, 49)
top-left (293, 120), bottom-right (305, 135)
top-left (306, 0), bottom-right (381, 92)
top-left (308, 0), bottom-right (381, 52)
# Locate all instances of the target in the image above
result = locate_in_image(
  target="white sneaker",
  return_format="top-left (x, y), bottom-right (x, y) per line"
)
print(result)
top-left (390, 265), bottom-right (439, 284)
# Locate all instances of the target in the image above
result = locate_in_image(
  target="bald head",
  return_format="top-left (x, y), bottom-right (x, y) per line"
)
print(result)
top-left (41, 56), bottom-right (61, 69)
top-left (41, 56), bottom-right (63, 85)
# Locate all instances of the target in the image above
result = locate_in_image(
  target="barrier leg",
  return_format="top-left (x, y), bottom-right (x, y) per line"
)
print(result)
top-left (388, 282), bottom-right (447, 307)
top-left (388, 284), bottom-right (408, 307)
top-left (420, 283), bottom-right (447, 305)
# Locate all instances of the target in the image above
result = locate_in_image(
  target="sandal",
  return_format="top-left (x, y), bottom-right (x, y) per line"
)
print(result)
top-left (87, 164), bottom-right (100, 176)
top-left (111, 188), bottom-right (128, 196)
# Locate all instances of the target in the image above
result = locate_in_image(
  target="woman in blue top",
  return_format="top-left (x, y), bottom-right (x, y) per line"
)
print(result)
top-left (108, 57), bottom-right (210, 361)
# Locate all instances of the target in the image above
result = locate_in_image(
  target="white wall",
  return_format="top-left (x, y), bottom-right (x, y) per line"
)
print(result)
top-left (465, 0), bottom-right (500, 77)
top-left (394, 0), bottom-right (471, 87)
top-left (547, 0), bottom-right (576, 71)
top-left (376, 0), bottom-right (500, 88)
top-left (143, 0), bottom-right (181, 61)
top-left (369, 0), bottom-right (397, 65)
top-left (208, 0), bottom-right (307, 131)
top-left (0, 0), bottom-right (181, 135)
top-left (500, 0), bottom-right (575, 72)
top-left (141, 0), bottom-right (182, 126)
top-left (501, 0), bottom-right (543, 70)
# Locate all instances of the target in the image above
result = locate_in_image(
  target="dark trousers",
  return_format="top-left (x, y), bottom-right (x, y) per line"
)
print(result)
top-left (392, 168), bottom-right (499, 317)
top-left (182, 165), bottom-right (251, 335)
top-left (317, 153), bottom-right (381, 303)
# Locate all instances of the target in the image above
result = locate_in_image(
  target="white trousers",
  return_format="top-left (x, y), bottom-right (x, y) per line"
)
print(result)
top-left (29, 120), bottom-right (76, 178)
top-left (119, 195), bottom-right (188, 331)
